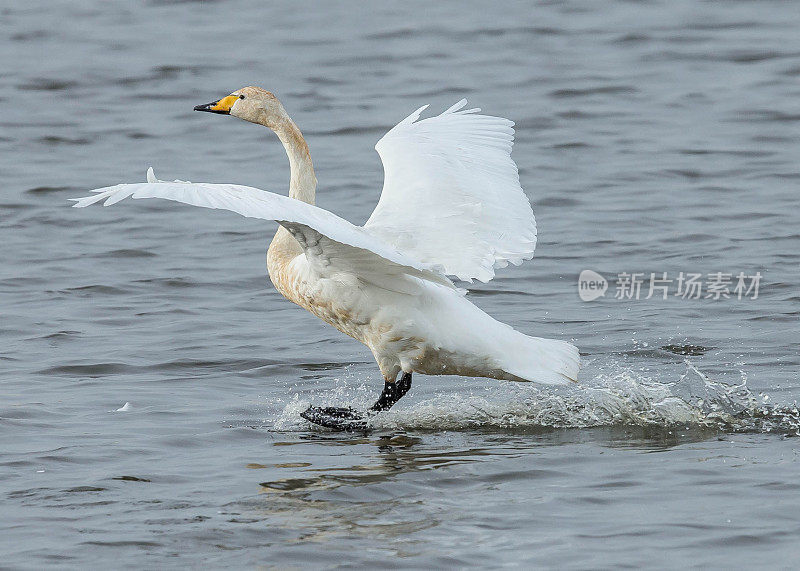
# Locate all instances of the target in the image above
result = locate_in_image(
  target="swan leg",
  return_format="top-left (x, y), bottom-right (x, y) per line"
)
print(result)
top-left (300, 372), bottom-right (412, 431)
top-left (370, 372), bottom-right (412, 412)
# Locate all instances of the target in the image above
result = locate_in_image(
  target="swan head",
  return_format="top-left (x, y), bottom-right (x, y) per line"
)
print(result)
top-left (194, 86), bottom-right (286, 126)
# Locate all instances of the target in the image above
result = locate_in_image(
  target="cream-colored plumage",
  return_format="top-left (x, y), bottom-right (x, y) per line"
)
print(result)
top-left (73, 86), bottom-right (580, 405)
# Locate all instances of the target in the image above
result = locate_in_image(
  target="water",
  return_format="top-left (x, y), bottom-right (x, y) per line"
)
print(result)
top-left (2, 0), bottom-right (799, 567)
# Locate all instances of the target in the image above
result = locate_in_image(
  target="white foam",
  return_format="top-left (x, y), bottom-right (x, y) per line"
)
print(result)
top-left (275, 362), bottom-right (799, 435)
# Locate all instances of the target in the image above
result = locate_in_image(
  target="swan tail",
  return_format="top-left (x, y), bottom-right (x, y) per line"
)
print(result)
top-left (500, 335), bottom-right (581, 385)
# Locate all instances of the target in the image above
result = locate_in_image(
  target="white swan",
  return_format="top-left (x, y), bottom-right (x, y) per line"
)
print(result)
top-left (73, 86), bottom-right (580, 429)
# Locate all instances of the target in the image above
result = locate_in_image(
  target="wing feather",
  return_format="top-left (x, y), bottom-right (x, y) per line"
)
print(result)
top-left (72, 169), bottom-right (455, 291)
top-left (365, 100), bottom-right (537, 283)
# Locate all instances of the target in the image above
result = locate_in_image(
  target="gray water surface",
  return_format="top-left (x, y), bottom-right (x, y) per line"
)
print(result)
top-left (2, 1), bottom-right (799, 568)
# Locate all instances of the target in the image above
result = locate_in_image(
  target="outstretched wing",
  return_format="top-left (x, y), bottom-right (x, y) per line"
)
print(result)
top-left (365, 100), bottom-right (537, 283)
top-left (72, 169), bottom-right (455, 292)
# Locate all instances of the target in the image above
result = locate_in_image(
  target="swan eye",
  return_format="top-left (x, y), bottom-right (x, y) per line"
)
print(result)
top-left (239, 95), bottom-right (245, 100)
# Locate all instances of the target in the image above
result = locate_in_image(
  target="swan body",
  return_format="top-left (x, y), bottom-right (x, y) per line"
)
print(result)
top-left (73, 86), bottom-right (580, 421)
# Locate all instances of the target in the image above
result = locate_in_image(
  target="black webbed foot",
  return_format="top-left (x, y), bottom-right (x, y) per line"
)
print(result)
top-left (300, 406), bottom-right (368, 431)
top-left (301, 372), bottom-right (413, 431)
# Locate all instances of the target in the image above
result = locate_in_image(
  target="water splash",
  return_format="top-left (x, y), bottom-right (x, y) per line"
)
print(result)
top-left (276, 362), bottom-right (799, 436)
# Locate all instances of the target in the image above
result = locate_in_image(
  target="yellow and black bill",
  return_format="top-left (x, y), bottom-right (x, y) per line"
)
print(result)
top-left (194, 94), bottom-right (239, 114)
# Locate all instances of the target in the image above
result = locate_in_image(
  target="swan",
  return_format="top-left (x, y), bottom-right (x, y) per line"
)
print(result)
top-left (72, 86), bottom-right (580, 429)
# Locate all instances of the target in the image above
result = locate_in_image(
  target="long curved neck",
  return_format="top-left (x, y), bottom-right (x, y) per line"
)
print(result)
top-left (271, 114), bottom-right (316, 205)
top-left (265, 108), bottom-right (316, 279)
